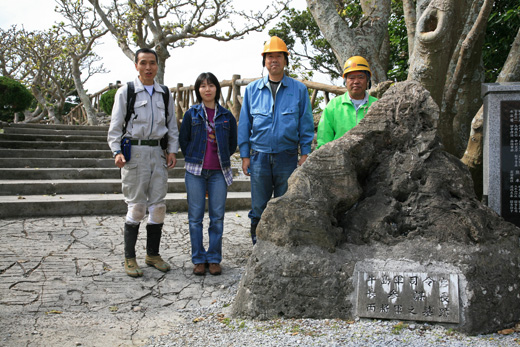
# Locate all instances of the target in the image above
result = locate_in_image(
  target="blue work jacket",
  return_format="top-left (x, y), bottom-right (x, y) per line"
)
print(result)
top-left (237, 75), bottom-right (314, 157)
top-left (179, 103), bottom-right (237, 168)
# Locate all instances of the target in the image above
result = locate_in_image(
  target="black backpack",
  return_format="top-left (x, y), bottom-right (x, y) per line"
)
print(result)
top-left (123, 81), bottom-right (170, 150)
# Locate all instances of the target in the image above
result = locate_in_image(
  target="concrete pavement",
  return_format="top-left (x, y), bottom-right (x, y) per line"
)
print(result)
top-left (0, 211), bottom-right (253, 346)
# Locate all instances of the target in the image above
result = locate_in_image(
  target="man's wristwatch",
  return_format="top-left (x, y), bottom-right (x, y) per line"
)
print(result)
top-left (113, 150), bottom-right (121, 158)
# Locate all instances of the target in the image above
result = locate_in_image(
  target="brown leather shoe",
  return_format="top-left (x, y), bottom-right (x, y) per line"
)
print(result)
top-left (193, 263), bottom-right (205, 276)
top-left (208, 263), bottom-right (221, 276)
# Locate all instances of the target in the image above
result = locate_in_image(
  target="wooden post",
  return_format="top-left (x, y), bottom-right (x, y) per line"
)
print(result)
top-left (231, 74), bottom-right (241, 122)
top-left (310, 89), bottom-right (318, 108)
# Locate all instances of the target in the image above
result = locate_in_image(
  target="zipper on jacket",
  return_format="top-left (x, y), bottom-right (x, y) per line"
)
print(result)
top-left (148, 91), bottom-right (154, 139)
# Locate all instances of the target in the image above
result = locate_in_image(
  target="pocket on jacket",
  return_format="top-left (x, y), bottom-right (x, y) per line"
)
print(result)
top-left (156, 101), bottom-right (166, 126)
top-left (281, 104), bottom-right (299, 123)
top-left (216, 120), bottom-right (230, 134)
top-left (251, 108), bottom-right (271, 137)
top-left (133, 100), bottom-right (148, 125)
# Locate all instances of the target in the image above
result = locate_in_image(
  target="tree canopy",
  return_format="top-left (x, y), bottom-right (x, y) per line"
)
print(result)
top-left (88, 0), bottom-right (290, 83)
top-left (273, 0), bottom-right (519, 85)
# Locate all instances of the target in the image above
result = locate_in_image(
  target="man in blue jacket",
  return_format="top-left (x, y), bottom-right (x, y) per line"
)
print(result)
top-left (237, 36), bottom-right (314, 245)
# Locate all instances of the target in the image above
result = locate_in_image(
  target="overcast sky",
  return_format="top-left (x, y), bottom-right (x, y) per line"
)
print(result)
top-left (0, 0), bottom-right (325, 94)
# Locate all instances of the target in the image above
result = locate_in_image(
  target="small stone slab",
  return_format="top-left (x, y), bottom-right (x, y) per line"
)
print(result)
top-left (356, 271), bottom-right (459, 323)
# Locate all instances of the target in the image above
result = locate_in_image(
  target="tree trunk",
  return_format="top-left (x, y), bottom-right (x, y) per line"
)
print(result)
top-left (461, 26), bottom-right (520, 198)
top-left (31, 86), bottom-right (60, 124)
top-left (441, 0), bottom-right (492, 157)
top-left (497, 27), bottom-right (520, 82)
top-left (408, 0), bottom-right (471, 106)
top-left (155, 43), bottom-right (170, 85)
top-left (402, 0), bottom-right (417, 59)
top-left (407, 0), bottom-right (492, 155)
top-left (71, 58), bottom-right (98, 125)
top-left (23, 106), bottom-right (46, 124)
top-left (306, 0), bottom-right (391, 84)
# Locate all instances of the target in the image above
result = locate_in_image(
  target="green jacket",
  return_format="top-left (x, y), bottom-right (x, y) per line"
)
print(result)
top-left (316, 92), bottom-right (378, 149)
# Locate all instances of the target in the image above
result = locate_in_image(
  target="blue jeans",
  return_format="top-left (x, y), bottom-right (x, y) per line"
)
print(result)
top-left (185, 170), bottom-right (227, 264)
top-left (248, 150), bottom-right (298, 225)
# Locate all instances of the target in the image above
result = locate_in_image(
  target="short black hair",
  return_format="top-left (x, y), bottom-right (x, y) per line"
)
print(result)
top-left (135, 48), bottom-right (158, 63)
top-left (194, 72), bottom-right (221, 104)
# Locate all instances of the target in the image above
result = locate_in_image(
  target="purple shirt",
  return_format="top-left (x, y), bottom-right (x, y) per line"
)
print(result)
top-left (202, 107), bottom-right (221, 170)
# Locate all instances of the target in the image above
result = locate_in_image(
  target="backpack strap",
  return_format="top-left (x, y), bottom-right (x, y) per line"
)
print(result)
top-left (122, 82), bottom-right (170, 146)
top-left (160, 84), bottom-right (169, 121)
top-left (159, 84), bottom-right (170, 150)
top-left (123, 81), bottom-right (136, 135)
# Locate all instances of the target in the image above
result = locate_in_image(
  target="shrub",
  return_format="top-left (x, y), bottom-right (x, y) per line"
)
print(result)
top-left (100, 88), bottom-right (118, 115)
top-left (0, 76), bottom-right (34, 122)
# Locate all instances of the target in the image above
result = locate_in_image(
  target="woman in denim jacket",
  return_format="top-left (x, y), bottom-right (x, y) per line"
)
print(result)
top-left (179, 72), bottom-right (237, 276)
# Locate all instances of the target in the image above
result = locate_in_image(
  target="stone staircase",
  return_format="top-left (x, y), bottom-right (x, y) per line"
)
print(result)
top-left (0, 122), bottom-right (250, 218)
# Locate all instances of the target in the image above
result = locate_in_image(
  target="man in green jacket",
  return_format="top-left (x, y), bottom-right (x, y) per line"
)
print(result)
top-left (316, 56), bottom-right (378, 149)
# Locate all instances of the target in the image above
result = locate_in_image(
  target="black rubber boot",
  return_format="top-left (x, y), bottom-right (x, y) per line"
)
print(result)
top-left (124, 223), bottom-right (140, 258)
top-left (146, 223), bottom-right (163, 256)
top-left (145, 223), bottom-right (170, 272)
top-left (250, 224), bottom-right (258, 245)
top-left (124, 223), bottom-right (142, 277)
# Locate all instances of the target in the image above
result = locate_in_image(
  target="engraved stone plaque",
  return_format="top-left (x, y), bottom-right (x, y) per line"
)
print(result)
top-left (356, 271), bottom-right (459, 323)
top-left (483, 83), bottom-right (520, 226)
top-left (500, 100), bottom-right (520, 227)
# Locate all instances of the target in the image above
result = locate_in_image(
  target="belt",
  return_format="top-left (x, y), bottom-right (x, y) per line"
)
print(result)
top-left (130, 139), bottom-right (159, 146)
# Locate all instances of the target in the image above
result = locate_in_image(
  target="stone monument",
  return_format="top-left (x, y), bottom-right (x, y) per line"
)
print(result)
top-left (232, 81), bottom-right (520, 335)
top-left (483, 82), bottom-right (520, 227)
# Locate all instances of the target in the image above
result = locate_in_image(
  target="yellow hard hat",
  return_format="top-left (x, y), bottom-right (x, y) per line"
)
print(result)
top-left (342, 56), bottom-right (371, 78)
top-left (261, 36), bottom-right (289, 56)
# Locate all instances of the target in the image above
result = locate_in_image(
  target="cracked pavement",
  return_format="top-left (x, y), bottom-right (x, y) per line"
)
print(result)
top-left (0, 211), bottom-right (252, 346)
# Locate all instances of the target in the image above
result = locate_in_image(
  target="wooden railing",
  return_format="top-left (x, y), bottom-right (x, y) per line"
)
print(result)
top-left (63, 82), bottom-right (120, 125)
top-left (63, 75), bottom-right (347, 126)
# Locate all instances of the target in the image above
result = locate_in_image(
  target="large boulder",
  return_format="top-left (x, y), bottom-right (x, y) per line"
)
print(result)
top-left (231, 81), bottom-right (520, 335)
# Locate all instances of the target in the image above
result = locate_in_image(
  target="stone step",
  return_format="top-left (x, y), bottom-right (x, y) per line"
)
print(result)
top-left (0, 178), bottom-right (250, 195)
top-left (3, 127), bottom-right (108, 136)
top-left (0, 148), bottom-right (186, 159)
top-left (0, 149), bottom-right (111, 158)
top-left (0, 167), bottom-right (238, 179)
top-left (0, 123), bottom-right (249, 218)
top-left (0, 191), bottom-right (251, 218)
top-left (0, 133), bottom-right (107, 143)
top-left (1, 122), bottom-right (109, 131)
top-left (0, 157), bottom-right (114, 168)
top-left (0, 140), bottom-right (109, 150)
top-left (0, 157), bottom-right (186, 168)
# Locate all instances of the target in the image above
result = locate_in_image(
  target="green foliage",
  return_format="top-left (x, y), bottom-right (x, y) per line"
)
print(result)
top-left (387, 1), bottom-right (408, 82)
top-left (0, 76), bottom-right (34, 122)
top-left (100, 88), bottom-right (118, 115)
top-left (483, 1), bottom-right (520, 82)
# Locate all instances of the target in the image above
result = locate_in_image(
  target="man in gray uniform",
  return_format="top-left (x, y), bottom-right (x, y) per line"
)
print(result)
top-left (108, 48), bottom-right (179, 277)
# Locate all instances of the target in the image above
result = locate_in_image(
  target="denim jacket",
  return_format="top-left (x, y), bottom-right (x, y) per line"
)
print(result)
top-left (237, 75), bottom-right (314, 157)
top-left (179, 103), bottom-right (237, 168)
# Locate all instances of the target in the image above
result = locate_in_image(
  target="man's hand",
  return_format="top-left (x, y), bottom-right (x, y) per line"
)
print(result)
top-left (298, 154), bottom-right (308, 166)
top-left (167, 153), bottom-right (177, 169)
top-left (241, 157), bottom-right (250, 176)
top-left (114, 154), bottom-right (126, 168)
